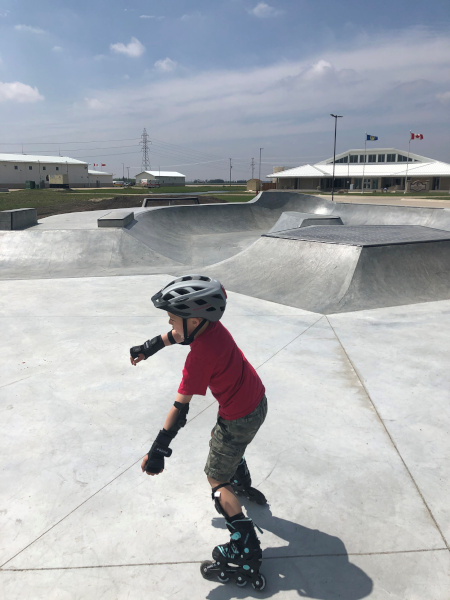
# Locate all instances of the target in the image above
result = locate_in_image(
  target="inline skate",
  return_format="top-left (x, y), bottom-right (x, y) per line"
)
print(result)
top-left (201, 513), bottom-right (266, 590)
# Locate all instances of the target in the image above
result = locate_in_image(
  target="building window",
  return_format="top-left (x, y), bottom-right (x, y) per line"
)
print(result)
top-left (56, 167), bottom-right (59, 171)
top-left (397, 155), bottom-right (407, 162)
top-left (387, 154), bottom-right (396, 162)
top-left (349, 155), bottom-right (358, 163)
top-left (378, 154), bottom-right (385, 162)
top-left (368, 155), bottom-right (376, 163)
top-left (29, 166), bottom-right (33, 170)
top-left (359, 155), bottom-right (366, 163)
top-left (14, 165), bottom-right (18, 170)
top-left (42, 166), bottom-right (46, 170)
top-left (432, 177), bottom-right (440, 190)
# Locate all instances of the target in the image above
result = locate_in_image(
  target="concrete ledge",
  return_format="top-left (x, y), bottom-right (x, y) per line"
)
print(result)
top-left (0, 208), bottom-right (37, 230)
top-left (142, 196), bottom-right (199, 207)
top-left (97, 210), bottom-right (134, 228)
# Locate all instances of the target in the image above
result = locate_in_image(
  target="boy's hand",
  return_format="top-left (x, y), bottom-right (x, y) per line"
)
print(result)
top-left (141, 454), bottom-right (163, 475)
top-left (130, 353), bottom-right (145, 366)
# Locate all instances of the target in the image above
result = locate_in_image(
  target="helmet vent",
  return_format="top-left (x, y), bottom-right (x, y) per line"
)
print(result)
top-left (176, 288), bottom-right (189, 295)
top-left (212, 294), bottom-right (224, 299)
top-left (194, 299), bottom-right (207, 305)
top-left (175, 304), bottom-right (189, 310)
top-left (206, 307), bottom-right (217, 312)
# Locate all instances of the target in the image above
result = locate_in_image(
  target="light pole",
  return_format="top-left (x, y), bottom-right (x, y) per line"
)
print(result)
top-left (229, 158), bottom-right (232, 187)
top-left (127, 166), bottom-right (130, 182)
top-left (259, 147), bottom-right (263, 191)
top-left (330, 114), bottom-right (343, 202)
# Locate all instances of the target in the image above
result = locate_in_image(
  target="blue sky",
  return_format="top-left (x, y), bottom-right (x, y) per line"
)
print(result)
top-left (0, 0), bottom-right (449, 181)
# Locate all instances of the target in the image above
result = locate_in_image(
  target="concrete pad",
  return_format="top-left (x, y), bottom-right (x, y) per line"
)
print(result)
top-left (0, 274), bottom-right (448, 599)
top-left (328, 301), bottom-right (450, 545)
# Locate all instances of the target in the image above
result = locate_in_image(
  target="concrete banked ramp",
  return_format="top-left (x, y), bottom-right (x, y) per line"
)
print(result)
top-left (1, 191), bottom-right (450, 313)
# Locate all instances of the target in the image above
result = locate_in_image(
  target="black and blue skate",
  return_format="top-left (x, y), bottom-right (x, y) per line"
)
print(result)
top-left (201, 515), bottom-right (266, 591)
top-left (230, 458), bottom-right (267, 505)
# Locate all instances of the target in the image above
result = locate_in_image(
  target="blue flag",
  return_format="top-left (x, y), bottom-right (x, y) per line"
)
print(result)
top-left (366, 134), bottom-right (378, 141)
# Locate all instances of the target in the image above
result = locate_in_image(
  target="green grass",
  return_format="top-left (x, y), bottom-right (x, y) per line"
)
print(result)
top-left (0, 186), bottom-right (251, 212)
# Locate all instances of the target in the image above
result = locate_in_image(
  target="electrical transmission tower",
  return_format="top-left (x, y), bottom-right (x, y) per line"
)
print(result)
top-left (140, 128), bottom-right (151, 171)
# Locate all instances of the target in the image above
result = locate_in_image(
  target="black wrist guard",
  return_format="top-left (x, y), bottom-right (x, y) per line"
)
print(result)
top-left (144, 429), bottom-right (174, 474)
top-left (167, 330), bottom-right (176, 345)
top-left (130, 335), bottom-right (165, 360)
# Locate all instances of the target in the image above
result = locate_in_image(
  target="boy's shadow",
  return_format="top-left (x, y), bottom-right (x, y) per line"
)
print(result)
top-left (206, 499), bottom-right (373, 599)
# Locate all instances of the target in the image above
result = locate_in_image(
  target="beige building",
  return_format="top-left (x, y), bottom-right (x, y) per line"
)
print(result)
top-left (0, 153), bottom-right (89, 188)
top-left (267, 149), bottom-right (450, 192)
top-left (135, 170), bottom-right (185, 186)
top-left (88, 170), bottom-right (113, 187)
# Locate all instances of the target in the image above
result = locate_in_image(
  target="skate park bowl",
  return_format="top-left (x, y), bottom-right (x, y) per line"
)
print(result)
top-left (1, 191), bottom-right (450, 314)
top-left (1, 191), bottom-right (449, 599)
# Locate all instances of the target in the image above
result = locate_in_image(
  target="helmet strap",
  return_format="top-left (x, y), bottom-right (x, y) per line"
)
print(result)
top-left (181, 318), bottom-right (207, 345)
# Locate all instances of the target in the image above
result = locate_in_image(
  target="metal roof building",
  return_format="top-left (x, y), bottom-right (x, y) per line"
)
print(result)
top-left (135, 170), bottom-right (185, 186)
top-left (267, 149), bottom-right (450, 193)
top-left (0, 153), bottom-right (89, 188)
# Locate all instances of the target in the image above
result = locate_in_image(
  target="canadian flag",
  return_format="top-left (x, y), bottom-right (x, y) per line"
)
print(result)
top-left (94, 163), bottom-right (98, 166)
top-left (410, 133), bottom-right (423, 140)
top-left (101, 163), bottom-right (106, 166)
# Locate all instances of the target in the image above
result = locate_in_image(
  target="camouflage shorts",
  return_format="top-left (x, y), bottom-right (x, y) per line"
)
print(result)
top-left (204, 395), bottom-right (267, 482)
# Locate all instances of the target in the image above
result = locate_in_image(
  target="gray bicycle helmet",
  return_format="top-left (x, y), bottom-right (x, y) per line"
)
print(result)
top-left (151, 274), bottom-right (227, 322)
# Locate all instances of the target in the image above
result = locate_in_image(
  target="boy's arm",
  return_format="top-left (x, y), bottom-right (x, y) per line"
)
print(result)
top-left (141, 393), bottom-right (193, 475)
top-left (163, 393), bottom-right (192, 431)
top-left (130, 330), bottom-right (183, 365)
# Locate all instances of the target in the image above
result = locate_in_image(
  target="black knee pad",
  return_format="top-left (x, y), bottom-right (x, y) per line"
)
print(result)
top-left (211, 483), bottom-right (231, 519)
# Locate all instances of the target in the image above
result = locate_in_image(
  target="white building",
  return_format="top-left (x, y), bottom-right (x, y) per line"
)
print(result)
top-left (135, 170), bottom-right (185, 187)
top-left (0, 154), bottom-right (90, 189)
top-left (267, 149), bottom-right (450, 192)
top-left (88, 170), bottom-right (113, 187)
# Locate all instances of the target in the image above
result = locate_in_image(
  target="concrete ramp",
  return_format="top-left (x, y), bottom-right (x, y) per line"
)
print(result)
top-left (0, 229), bottom-right (180, 279)
top-left (202, 226), bottom-right (450, 314)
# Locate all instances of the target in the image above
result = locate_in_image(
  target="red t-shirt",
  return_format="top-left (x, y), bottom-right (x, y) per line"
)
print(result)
top-left (178, 321), bottom-right (265, 420)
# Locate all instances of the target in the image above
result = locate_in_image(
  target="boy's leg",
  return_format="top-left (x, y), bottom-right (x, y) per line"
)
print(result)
top-left (230, 457), bottom-right (267, 505)
top-left (207, 476), bottom-right (242, 517)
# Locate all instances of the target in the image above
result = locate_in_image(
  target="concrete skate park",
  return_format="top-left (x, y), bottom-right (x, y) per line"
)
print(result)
top-left (1, 191), bottom-right (449, 599)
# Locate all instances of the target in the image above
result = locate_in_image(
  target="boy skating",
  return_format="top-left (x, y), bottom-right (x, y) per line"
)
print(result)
top-left (130, 274), bottom-right (267, 590)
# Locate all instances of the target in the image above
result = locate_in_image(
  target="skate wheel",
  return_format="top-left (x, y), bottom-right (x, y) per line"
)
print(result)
top-left (200, 560), bottom-right (215, 581)
top-left (236, 578), bottom-right (248, 587)
top-left (252, 573), bottom-right (266, 591)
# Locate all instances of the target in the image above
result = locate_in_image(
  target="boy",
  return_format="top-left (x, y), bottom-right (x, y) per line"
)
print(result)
top-left (130, 274), bottom-right (267, 590)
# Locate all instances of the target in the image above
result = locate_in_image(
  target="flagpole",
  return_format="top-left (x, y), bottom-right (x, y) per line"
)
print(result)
top-left (362, 133), bottom-right (367, 194)
top-left (404, 132), bottom-right (412, 195)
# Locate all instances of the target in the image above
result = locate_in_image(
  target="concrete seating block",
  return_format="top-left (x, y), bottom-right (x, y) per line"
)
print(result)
top-left (97, 210), bottom-right (134, 228)
top-left (0, 208), bottom-right (38, 230)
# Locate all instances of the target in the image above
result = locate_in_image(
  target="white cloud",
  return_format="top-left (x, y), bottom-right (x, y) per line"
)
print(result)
top-left (0, 81), bottom-right (44, 103)
top-left (154, 57), bottom-right (178, 73)
top-left (249, 3), bottom-right (284, 18)
top-left (436, 91), bottom-right (450, 104)
top-left (139, 15), bottom-right (164, 20)
top-left (84, 97), bottom-right (105, 110)
top-left (180, 12), bottom-right (205, 22)
top-left (14, 24), bottom-right (46, 34)
top-left (110, 37), bottom-right (145, 58)
top-left (52, 46), bottom-right (63, 53)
